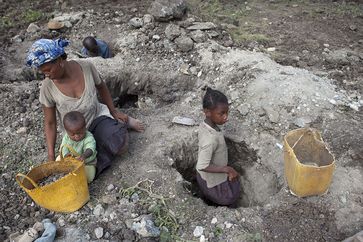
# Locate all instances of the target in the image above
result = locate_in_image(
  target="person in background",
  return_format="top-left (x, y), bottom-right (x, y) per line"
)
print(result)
top-left (81, 36), bottom-right (112, 58)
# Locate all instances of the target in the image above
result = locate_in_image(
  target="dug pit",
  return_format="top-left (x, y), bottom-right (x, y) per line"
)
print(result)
top-left (168, 136), bottom-right (282, 207)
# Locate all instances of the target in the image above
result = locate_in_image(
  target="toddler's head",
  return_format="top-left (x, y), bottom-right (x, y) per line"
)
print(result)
top-left (63, 111), bottom-right (86, 142)
top-left (202, 87), bottom-right (229, 125)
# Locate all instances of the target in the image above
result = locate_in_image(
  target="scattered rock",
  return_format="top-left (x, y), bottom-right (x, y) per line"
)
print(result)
top-left (131, 215), bottom-right (160, 237)
top-left (115, 33), bottom-right (138, 49)
top-left (190, 30), bottom-right (207, 43)
top-left (237, 104), bottom-right (250, 116)
top-left (293, 117), bottom-right (312, 127)
top-left (148, 0), bottom-right (187, 21)
top-left (187, 22), bottom-right (216, 30)
top-left (152, 34), bottom-right (161, 41)
top-left (47, 20), bottom-right (64, 30)
top-left (94, 227), bottom-right (104, 239)
top-left (143, 14), bottom-right (154, 24)
top-left (52, 12), bottom-right (84, 24)
top-left (27, 23), bottom-right (40, 33)
top-left (129, 17), bottom-right (143, 28)
top-left (263, 106), bottom-right (280, 123)
top-left (207, 31), bottom-right (220, 38)
top-left (57, 217), bottom-right (65, 227)
top-left (193, 226), bottom-right (204, 237)
top-left (165, 24), bottom-right (183, 40)
top-left (211, 217), bottom-right (217, 224)
top-left (179, 63), bottom-right (189, 75)
top-left (107, 184), bottom-right (115, 191)
top-left (11, 35), bottom-right (23, 43)
top-left (93, 204), bottom-right (105, 217)
top-left (16, 127), bottom-right (27, 135)
top-left (130, 193), bottom-right (140, 202)
top-left (349, 24), bottom-right (357, 31)
top-left (172, 116), bottom-right (196, 126)
top-left (174, 36), bottom-right (194, 52)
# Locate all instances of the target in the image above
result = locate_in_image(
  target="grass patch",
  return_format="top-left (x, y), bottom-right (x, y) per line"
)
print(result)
top-left (22, 9), bottom-right (43, 23)
top-left (331, 3), bottom-right (362, 17)
top-left (120, 179), bottom-right (180, 241)
top-left (230, 29), bottom-right (269, 44)
top-left (0, 16), bottom-right (14, 29)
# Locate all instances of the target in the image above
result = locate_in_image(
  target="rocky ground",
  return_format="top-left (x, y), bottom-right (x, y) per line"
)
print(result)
top-left (0, 0), bottom-right (362, 241)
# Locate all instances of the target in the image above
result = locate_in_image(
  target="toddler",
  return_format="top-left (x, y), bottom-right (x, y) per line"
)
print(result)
top-left (196, 88), bottom-right (240, 206)
top-left (61, 111), bottom-right (97, 183)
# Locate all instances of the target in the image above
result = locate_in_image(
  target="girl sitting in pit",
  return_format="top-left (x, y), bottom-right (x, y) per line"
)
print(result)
top-left (196, 87), bottom-right (240, 206)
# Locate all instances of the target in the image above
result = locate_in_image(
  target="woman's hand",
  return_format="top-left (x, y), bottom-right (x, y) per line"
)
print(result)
top-left (111, 110), bottom-right (128, 123)
top-left (226, 166), bottom-right (239, 181)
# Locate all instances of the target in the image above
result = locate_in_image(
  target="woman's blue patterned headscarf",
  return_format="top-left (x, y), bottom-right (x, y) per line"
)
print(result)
top-left (26, 38), bottom-right (70, 68)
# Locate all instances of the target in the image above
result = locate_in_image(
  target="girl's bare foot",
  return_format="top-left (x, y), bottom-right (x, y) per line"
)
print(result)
top-left (128, 117), bottom-right (145, 132)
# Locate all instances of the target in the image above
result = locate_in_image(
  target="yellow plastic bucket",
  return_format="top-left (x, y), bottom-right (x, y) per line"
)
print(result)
top-left (284, 128), bottom-right (335, 197)
top-left (16, 145), bottom-right (89, 212)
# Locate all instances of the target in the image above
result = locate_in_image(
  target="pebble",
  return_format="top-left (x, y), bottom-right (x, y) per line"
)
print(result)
top-left (107, 184), bottom-right (115, 191)
top-left (93, 204), bottom-right (105, 216)
top-left (27, 23), bottom-right (40, 33)
top-left (94, 227), bottom-right (104, 239)
top-left (152, 35), bottom-right (161, 41)
top-left (200, 234), bottom-right (206, 242)
top-left (193, 226), bottom-right (204, 238)
top-left (211, 217), bottom-right (217, 224)
top-left (130, 193), bottom-right (140, 202)
top-left (16, 127), bottom-right (27, 134)
top-left (267, 47), bottom-right (276, 52)
top-left (11, 35), bottom-right (23, 43)
top-left (349, 103), bottom-right (359, 111)
top-left (58, 217), bottom-right (66, 227)
top-left (128, 17), bottom-right (143, 28)
top-left (349, 24), bottom-right (357, 31)
top-left (340, 195), bottom-right (347, 204)
top-left (225, 221), bottom-right (233, 229)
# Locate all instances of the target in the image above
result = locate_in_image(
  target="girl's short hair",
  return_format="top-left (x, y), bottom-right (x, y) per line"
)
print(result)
top-left (202, 87), bottom-right (228, 109)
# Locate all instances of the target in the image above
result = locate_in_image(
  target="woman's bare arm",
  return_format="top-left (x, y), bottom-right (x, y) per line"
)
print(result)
top-left (95, 82), bottom-right (128, 122)
top-left (42, 105), bottom-right (57, 161)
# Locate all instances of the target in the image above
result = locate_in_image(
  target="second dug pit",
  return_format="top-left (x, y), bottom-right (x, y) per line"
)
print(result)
top-left (168, 135), bottom-right (282, 207)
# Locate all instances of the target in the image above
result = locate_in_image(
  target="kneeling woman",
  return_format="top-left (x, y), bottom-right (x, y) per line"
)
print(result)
top-left (26, 38), bottom-right (144, 177)
top-left (196, 88), bottom-right (240, 206)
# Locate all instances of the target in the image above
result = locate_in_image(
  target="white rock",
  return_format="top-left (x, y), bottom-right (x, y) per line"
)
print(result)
top-left (349, 103), bottom-right (359, 111)
top-left (58, 217), bottom-right (66, 227)
top-left (93, 204), bottom-right (105, 216)
top-left (16, 127), bottom-right (27, 134)
top-left (107, 184), bottom-right (115, 191)
top-left (193, 226), bottom-right (204, 238)
top-left (225, 221), bottom-right (233, 229)
top-left (94, 227), bottom-right (103, 239)
top-left (129, 17), bottom-right (143, 28)
top-left (172, 116), bottom-right (196, 126)
top-left (143, 14), bottom-right (154, 24)
top-left (200, 234), bottom-right (206, 242)
top-left (329, 99), bottom-right (337, 105)
top-left (267, 47), bottom-right (276, 52)
top-left (131, 216), bottom-right (160, 237)
top-left (152, 35), bottom-right (161, 41)
top-left (211, 217), bottom-right (217, 224)
top-left (27, 23), bottom-right (40, 33)
top-left (11, 35), bottom-right (22, 43)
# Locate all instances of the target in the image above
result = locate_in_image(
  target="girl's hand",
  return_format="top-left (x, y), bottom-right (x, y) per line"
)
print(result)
top-left (226, 167), bottom-right (239, 181)
top-left (76, 156), bottom-right (85, 162)
top-left (111, 110), bottom-right (128, 123)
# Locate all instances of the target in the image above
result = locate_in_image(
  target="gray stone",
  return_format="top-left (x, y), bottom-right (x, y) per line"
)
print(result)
top-left (94, 227), bottom-right (104, 239)
top-left (131, 215), bottom-right (160, 237)
top-left (16, 127), bottom-right (27, 134)
top-left (63, 20), bottom-right (72, 28)
top-left (207, 31), bottom-right (220, 38)
top-left (152, 34), bottom-right (161, 41)
top-left (148, 0), bottom-right (187, 21)
top-left (53, 12), bottom-right (84, 24)
top-left (293, 117), bottom-right (312, 127)
top-left (324, 49), bottom-right (352, 65)
top-left (349, 24), bottom-right (357, 31)
top-left (187, 22), bottom-right (216, 30)
top-left (193, 226), bottom-right (204, 237)
top-left (27, 23), bottom-right (40, 33)
top-left (143, 14), bottom-right (154, 24)
top-left (11, 35), bottom-right (23, 43)
top-left (190, 30), bottom-right (207, 43)
top-left (129, 17), bottom-right (143, 28)
top-left (107, 184), bottom-right (115, 191)
top-left (130, 193), bottom-right (140, 202)
top-left (174, 36), bottom-right (194, 52)
top-left (115, 33), bottom-right (138, 49)
top-left (263, 106), bottom-right (279, 123)
top-left (172, 116), bottom-right (196, 126)
top-left (93, 204), bottom-right (105, 216)
top-left (237, 104), bottom-right (250, 116)
top-left (165, 24), bottom-right (183, 40)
